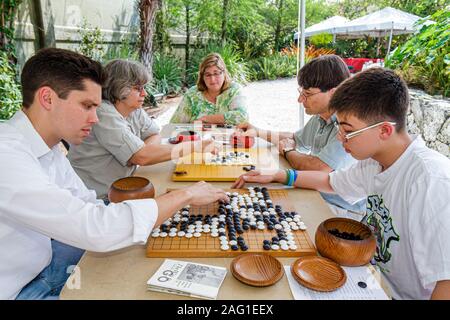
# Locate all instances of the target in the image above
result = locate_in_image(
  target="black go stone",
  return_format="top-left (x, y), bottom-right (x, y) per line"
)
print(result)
top-left (263, 244), bottom-right (271, 250)
top-left (358, 281), bottom-right (367, 289)
top-left (231, 245), bottom-right (239, 251)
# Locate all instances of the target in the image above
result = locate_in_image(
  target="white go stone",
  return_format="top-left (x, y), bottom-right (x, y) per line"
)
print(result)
top-left (170, 227), bottom-right (178, 233)
top-left (289, 245), bottom-right (298, 251)
top-left (281, 245), bottom-right (289, 251)
top-left (151, 233), bottom-right (159, 238)
top-left (193, 232), bottom-right (202, 238)
top-left (279, 240), bottom-right (287, 246)
top-left (286, 217), bottom-right (293, 222)
top-left (219, 236), bottom-right (227, 241)
top-left (169, 232), bottom-right (177, 237)
top-left (159, 232), bottom-right (168, 238)
top-left (185, 233), bottom-right (193, 239)
top-left (291, 225), bottom-right (299, 231)
top-left (257, 225), bottom-right (266, 230)
top-left (275, 224), bottom-right (282, 230)
top-left (229, 240), bottom-right (237, 246)
top-left (271, 244), bottom-right (280, 250)
top-left (288, 240), bottom-right (296, 246)
top-left (299, 223), bottom-right (307, 230)
top-left (177, 231), bottom-right (186, 237)
top-left (211, 232), bottom-right (219, 237)
top-left (220, 245), bottom-right (230, 251)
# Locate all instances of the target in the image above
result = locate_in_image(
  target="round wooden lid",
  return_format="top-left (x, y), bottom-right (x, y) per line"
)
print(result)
top-left (231, 253), bottom-right (284, 287)
top-left (291, 256), bottom-right (347, 292)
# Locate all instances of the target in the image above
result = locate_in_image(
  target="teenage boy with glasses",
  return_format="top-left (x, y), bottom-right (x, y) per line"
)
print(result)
top-left (237, 54), bottom-right (366, 216)
top-left (233, 67), bottom-right (450, 300)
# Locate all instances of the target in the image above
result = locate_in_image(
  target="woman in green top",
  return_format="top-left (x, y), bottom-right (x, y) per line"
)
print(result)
top-left (170, 53), bottom-right (249, 125)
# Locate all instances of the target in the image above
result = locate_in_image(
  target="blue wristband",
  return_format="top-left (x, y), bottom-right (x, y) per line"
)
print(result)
top-left (288, 169), bottom-right (295, 186)
top-left (292, 170), bottom-right (298, 186)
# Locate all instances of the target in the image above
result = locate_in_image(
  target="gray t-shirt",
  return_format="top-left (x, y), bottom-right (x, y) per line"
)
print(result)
top-left (68, 100), bottom-right (160, 199)
top-left (293, 114), bottom-right (366, 213)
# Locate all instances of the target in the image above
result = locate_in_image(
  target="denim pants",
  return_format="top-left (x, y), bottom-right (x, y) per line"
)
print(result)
top-left (15, 240), bottom-right (84, 300)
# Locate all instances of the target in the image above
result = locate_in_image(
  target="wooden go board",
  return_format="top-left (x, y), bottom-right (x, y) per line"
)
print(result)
top-left (146, 189), bottom-right (316, 258)
top-left (172, 148), bottom-right (278, 181)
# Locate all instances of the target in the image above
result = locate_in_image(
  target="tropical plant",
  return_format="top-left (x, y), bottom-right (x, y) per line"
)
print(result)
top-left (386, 9), bottom-right (450, 97)
top-left (0, 51), bottom-right (22, 120)
top-left (138, 0), bottom-right (161, 81)
top-left (150, 53), bottom-right (183, 95)
top-left (248, 52), bottom-right (297, 81)
top-left (77, 19), bottom-right (106, 62)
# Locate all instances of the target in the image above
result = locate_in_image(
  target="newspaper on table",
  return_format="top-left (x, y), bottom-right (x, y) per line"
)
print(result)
top-left (147, 259), bottom-right (227, 300)
top-left (285, 265), bottom-right (389, 300)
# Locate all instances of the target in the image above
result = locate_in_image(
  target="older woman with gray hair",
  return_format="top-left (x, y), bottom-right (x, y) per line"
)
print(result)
top-left (68, 59), bottom-right (217, 201)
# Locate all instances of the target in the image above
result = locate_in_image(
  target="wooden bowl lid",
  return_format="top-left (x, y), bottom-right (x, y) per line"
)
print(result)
top-left (291, 256), bottom-right (346, 292)
top-left (231, 253), bottom-right (284, 287)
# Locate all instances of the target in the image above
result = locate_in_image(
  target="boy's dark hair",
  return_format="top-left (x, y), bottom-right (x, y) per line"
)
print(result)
top-left (21, 48), bottom-right (104, 108)
top-left (297, 54), bottom-right (350, 91)
top-left (329, 68), bottom-right (409, 131)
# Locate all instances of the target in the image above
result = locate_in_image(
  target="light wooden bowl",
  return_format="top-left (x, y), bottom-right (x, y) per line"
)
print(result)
top-left (291, 256), bottom-right (346, 292)
top-left (315, 217), bottom-right (376, 266)
top-left (231, 253), bottom-right (284, 287)
top-left (108, 176), bottom-right (155, 203)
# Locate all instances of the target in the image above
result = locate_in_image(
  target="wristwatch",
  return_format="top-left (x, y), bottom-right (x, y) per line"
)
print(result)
top-left (283, 147), bottom-right (296, 158)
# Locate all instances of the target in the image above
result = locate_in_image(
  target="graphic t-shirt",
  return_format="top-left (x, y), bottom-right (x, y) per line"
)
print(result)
top-left (329, 136), bottom-right (450, 299)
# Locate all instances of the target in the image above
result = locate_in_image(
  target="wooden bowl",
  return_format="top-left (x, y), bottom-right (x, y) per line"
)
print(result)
top-left (231, 253), bottom-right (284, 287)
top-left (291, 256), bottom-right (346, 292)
top-left (315, 217), bottom-right (376, 266)
top-left (108, 176), bottom-right (155, 203)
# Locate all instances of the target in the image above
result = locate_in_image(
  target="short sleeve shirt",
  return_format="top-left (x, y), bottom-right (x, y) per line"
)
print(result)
top-left (169, 82), bottom-right (249, 125)
top-left (293, 114), bottom-right (365, 212)
top-left (68, 100), bottom-right (160, 199)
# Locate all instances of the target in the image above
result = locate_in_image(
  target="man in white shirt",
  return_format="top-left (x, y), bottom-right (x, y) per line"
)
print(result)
top-left (0, 48), bottom-right (228, 300)
top-left (233, 68), bottom-right (450, 299)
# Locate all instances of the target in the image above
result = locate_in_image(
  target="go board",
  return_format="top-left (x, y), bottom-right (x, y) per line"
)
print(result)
top-left (172, 148), bottom-right (278, 181)
top-left (146, 189), bottom-right (316, 258)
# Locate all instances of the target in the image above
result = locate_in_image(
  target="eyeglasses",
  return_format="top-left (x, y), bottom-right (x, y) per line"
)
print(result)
top-left (132, 85), bottom-right (146, 93)
top-left (297, 88), bottom-right (323, 101)
top-left (334, 121), bottom-right (397, 142)
top-left (204, 71), bottom-right (223, 78)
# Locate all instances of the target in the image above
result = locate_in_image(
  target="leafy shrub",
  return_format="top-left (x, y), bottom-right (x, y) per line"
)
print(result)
top-left (309, 33), bottom-right (334, 48)
top-left (77, 19), bottom-right (105, 62)
top-left (248, 52), bottom-right (297, 81)
top-left (0, 51), bottom-right (22, 120)
top-left (386, 9), bottom-right (450, 97)
top-left (186, 41), bottom-right (249, 87)
top-left (150, 53), bottom-right (183, 95)
top-left (103, 31), bottom-right (140, 62)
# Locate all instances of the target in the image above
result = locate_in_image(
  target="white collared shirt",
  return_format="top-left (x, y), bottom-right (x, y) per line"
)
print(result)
top-left (0, 111), bottom-right (158, 299)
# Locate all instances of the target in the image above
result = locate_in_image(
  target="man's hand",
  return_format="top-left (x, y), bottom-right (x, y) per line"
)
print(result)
top-left (278, 138), bottom-right (296, 155)
top-left (183, 181), bottom-right (229, 206)
top-left (231, 170), bottom-right (281, 189)
top-left (235, 122), bottom-right (258, 137)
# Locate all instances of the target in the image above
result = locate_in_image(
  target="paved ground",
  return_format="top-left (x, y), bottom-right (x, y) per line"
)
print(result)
top-left (155, 77), bottom-right (311, 132)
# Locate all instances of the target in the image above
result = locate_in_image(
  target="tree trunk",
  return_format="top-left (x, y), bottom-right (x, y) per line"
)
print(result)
top-left (274, 0), bottom-right (284, 52)
top-left (221, 0), bottom-right (229, 45)
top-left (185, 3), bottom-right (190, 71)
top-left (139, 0), bottom-right (161, 82)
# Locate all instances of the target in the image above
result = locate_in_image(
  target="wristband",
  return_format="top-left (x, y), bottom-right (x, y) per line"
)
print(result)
top-left (284, 169), bottom-right (291, 185)
top-left (287, 169), bottom-right (295, 186)
top-left (292, 170), bottom-right (298, 186)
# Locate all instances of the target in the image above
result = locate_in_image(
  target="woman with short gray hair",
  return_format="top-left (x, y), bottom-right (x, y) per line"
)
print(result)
top-left (68, 59), bottom-right (218, 201)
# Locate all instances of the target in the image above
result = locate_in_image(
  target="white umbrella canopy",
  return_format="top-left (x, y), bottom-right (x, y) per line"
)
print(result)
top-left (294, 15), bottom-right (349, 39)
top-left (332, 7), bottom-right (425, 38)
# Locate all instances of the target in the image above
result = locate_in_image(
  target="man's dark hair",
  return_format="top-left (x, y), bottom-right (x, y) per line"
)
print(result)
top-left (21, 48), bottom-right (104, 108)
top-left (329, 68), bottom-right (409, 131)
top-left (297, 54), bottom-right (350, 91)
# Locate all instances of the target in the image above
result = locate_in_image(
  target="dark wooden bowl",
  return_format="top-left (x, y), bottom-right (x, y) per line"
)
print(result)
top-left (291, 256), bottom-right (346, 292)
top-left (231, 253), bottom-right (284, 287)
top-left (315, 217), bottom-right (376, 266)
top-left (108, 176), bottom-right (155, 203)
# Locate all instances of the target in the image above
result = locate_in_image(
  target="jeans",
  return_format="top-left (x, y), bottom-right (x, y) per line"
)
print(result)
top-left (15, 240), bottom-right (84, 300)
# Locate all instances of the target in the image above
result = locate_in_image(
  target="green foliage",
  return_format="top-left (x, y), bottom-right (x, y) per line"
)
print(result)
top-left (248, 53), bottom-right (296, 81)
top-left (77, 19), bottom-right (106, 62)
top-left (186, 41), bottom-right (249, 87)
top-left (104, 31), bottom-right (140, 62)
top-left (0, 51), bottom-right (22, 120)
top-left (309, 33), bottom-right (334, 48)
top-left (386, 9), bottom-right (450, 97)
top-left (149, 53), bottom-right (183, 95)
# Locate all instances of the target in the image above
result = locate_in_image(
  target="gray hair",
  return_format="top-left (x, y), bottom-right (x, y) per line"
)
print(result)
top-left (102, 59), bottom-right (150, 103)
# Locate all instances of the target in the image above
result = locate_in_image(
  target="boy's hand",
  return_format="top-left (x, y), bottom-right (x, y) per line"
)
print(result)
top-left (232, 170), bottom-right (277, 189)
top-left (184, 181), bottom-right (229, 206)
top-left (193, 139), bottom-right (221, 155)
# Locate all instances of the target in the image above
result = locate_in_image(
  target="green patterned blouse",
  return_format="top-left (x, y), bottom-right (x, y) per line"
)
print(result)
top-left (170, 82), bottom-right (248, 125)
